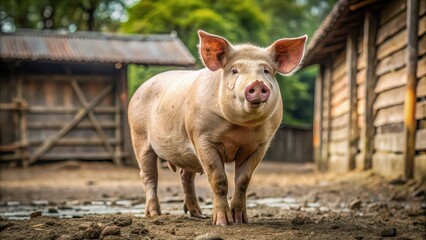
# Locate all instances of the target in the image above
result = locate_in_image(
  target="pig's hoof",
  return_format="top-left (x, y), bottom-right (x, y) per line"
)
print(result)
top-left (213, 211), bottom-right (234, 226)
top-left (232, 209), bottom-right (248, 224)
top-left (146, 202), bottom-right (161, 217)
top-left (183, 204), bottom-right (208, 219)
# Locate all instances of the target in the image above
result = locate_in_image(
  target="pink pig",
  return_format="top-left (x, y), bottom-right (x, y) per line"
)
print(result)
top-left (128, 30), bottom-right (307, 225)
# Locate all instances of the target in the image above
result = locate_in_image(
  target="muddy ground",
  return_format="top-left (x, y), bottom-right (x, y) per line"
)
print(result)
top-left (0, 161), bottom-right (425, 239)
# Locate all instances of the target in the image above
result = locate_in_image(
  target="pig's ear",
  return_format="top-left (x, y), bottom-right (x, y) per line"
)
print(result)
top-left (268, 35), bottom-right (307, 76)
top-left (198, 30), bottom-right (231, 71)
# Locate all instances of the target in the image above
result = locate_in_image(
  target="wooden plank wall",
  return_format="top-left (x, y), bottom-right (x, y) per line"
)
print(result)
top-left (414, 0), bottom-right (426, 180)
top-left (370, 0), bottom-right (426, 178)
top-left (371, 0), bottom-right (408, 177)
top-left (314, 0), bottom-right (426, 179)
top-left (328, 50), bottom-right (350, 172)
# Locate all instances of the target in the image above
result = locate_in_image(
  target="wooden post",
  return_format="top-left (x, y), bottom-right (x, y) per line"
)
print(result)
top-left (361, 11), bottom-right (378, 170)
top-left (347, 30), bottom-right (359, 170)
top-left (321, 60), bottom-right (332, 171)
top-left (313, 66), bottom-right (324, 170)
top-left (403, 0), bottom-right (419, 179)
top-left (113, 67), bottom-right (123, 165)
top-left (119, 65), bottom-right (135, 164)
top-left (15, 64), bottom-right (29, 167)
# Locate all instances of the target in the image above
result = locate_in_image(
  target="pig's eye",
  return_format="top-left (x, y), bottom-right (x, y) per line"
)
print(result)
top-left (264, 69), bottom-right (270, 74)
top-left (231, 69), bottom-right (238, 74)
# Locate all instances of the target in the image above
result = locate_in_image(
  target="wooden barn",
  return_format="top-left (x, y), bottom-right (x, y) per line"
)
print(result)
top-left (0, 30), bottom-right (195, 166)
top-left (305, 0), bottom-right (426, 180)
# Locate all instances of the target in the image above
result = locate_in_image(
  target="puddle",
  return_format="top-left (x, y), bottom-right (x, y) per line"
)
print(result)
top-left (0, 197), bottom-right (344, 220)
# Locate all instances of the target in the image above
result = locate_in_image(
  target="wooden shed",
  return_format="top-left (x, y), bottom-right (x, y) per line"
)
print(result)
top-left (305, 0), bottom-right (426, 180)
top-left (0, 30), bottom-right (195, 166)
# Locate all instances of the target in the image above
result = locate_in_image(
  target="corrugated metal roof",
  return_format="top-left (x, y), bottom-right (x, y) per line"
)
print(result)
top-left (0, 29), bottom-right (196, 66)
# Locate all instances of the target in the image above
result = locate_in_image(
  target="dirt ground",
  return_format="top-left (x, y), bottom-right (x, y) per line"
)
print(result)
top-left (0, 160), bottom-right (425, 240)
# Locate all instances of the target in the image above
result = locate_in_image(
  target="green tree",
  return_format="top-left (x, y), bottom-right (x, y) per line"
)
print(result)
top-left (121, 0), bottom-right (269, 58)
top-left (123, 0), bottom-right (334, 126)
top-left (0, 0), bottom-right (130, 32)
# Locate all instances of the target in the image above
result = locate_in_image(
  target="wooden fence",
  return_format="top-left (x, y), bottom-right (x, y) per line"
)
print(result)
top-left (265, 125), bottom-right (313, 163)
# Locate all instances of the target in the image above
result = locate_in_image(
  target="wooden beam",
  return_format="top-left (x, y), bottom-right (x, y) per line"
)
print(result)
top-left (114, 69), bottom-right (123, 165)
top-left (16, 66), bottom-right (29, 168)
top-left (347, 30), bottom-right (359, 171)
top-left (319, 43), bottom-right (346, 54)
top-left (403, 0), bottom-right (419, 179)
top-left (28, 106), bottom-right (118, 114)
top-left (321, 60), bottom-right (332, 171)
top-left (361, 11), bottom-right (378, 170)
top-left (29, 84), bottom-right (113, 164)
top-left (27, 121), bottom-right (117, 129)
top-left (313, 66), bottom-right (324, 170)
top-left (120, 65), bottom-right (135, 165)
top-left (350, 0), bottom-right (380, 11)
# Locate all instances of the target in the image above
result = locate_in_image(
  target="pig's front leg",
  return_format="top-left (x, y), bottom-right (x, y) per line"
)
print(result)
top-left (231, 144), bottom-right (268, 224)
top-left (195, 140), bottom-right (234, 226)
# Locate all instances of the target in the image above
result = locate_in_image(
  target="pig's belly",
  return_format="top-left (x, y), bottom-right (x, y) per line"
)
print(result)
top-left (150, 135), bottom-right (203, 173)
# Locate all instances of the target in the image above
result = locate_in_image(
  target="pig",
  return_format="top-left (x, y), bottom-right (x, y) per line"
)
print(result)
top-left (128, 30), bottom-right (307, 225)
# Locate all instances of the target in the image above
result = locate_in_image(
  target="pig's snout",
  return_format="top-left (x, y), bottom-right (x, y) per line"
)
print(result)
top-left (244, 80), bottom-right (270, 105)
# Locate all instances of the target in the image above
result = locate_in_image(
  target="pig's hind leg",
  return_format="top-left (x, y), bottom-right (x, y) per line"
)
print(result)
top-left (180, 169), bottom-right (207, 218)
top-left (133, 136), bottom-right (162, 217)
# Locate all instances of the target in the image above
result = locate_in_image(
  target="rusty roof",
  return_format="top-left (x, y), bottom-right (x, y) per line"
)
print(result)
top-left (0, 29), bottom-right (196, 66)
top-left (303, 0), bottom-right (384, 66)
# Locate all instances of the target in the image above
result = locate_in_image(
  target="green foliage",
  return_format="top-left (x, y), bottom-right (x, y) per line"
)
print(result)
top-left (124, 0), bottom-right (334, 126)
top-left (0, 0), bottom-right (129, 32)
top-left (121, 0), bottom-right (269, 58)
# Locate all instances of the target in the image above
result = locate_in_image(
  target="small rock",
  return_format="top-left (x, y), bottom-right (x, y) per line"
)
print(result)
top-left (291, 216), bottom-right (306, 226)
top-left (83, 223), bottom-right (102, 239)
top-left (79, 222), bottom-right (92, 230)
top-left (195, 233), bottom-right (224, 240)
top-left (30, 211), bottom-right (42, 218)
top-left (100, 226), bottom-right (120, 239)
top-left (102, 193), bottom-right (110, 198)
top-left (349, 199), bottom-right (362, 209)
top-left (131, 227), bottom-right (149, 235)
top-left (152, 220), bottom-right (164, 225)
top-left (113, 217), bottom-right (132, 226)
top-left (381, 227), bottom-right (397, 237)
top-left (198, 196), bottom-right (205, 202)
